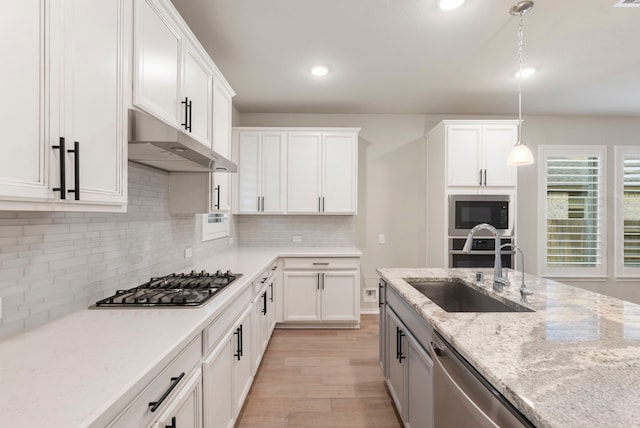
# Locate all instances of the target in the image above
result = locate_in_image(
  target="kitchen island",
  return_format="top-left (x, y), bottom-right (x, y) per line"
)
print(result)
top-left (377, 267), bottom-right (640, 428)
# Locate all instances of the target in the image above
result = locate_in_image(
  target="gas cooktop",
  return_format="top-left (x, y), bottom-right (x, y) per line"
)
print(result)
top-left (94, 270), bottom-right (242, 308)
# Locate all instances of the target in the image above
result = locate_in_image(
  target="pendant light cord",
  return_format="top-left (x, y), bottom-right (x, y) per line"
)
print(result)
top-left (517, 13), bottom-right (524, 144)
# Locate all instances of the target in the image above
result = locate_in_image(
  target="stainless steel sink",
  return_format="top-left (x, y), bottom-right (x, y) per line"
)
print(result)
top-left (406, 279), bottom-right (534, 313)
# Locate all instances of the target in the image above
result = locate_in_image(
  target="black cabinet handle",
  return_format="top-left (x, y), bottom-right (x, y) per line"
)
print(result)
top-left (321, 272), bottom-right (325, 290)
top-left (52, 137), bottom-right (66, 199)
top-left (269, 282), bottom-right (274, 302)
top-left (214, 185), bottom-right (220, 210)
top-left (322, 196), bottom-right (325, 212)
top-left (478, 169), bottom-right (482, 186)
top-left (181, 97), bottom-right (192, 132)
top-left (378, 283), bottom-right (384, 308)
top-left (149, 372), bottom-right (185, 412)
top-left (67, 141), bottom-right (80, 200)
top-left (483, 169), bottom-right (487, 186)
top-left (396, 327), bottom-right (400, 361)
top-left (188, 99), bottom-right (192, 132)
top-left (262, 291), bottom-right (267, 315)
top-left (317, 273), bottom-right (320, 290)
top-left (234, 325), bottom-right (243, 360)
top-left (398, 328), bottom-right (406, 362)
top-left (165, 417), bottom-right (176, 428)
top-left (261, 196), bottom-right (264, 212)
top-left (318, 196), bottom-right (321, 212)
top-left (257, 196), bottom-right (261, 212)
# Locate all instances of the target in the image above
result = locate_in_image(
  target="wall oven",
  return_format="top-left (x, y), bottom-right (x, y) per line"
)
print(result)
top-left (448, 194), bottom-right (514, 269)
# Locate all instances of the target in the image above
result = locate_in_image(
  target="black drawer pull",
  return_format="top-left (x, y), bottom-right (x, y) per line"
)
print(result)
top-left (262, 291), bottom-right (267, 315)
top-left (214, 184), bottom-right (221, 209)
top-left (52, 137), bottom-right (66, 199)
top-left (165, 416), bottom-right (176, 428)
top-left (149, 372), bottom-right (185, 412)
top-left (67, 141), bottom-right (80, 200)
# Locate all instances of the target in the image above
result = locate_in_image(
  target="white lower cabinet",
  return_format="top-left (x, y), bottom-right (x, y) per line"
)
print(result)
top-left (108, 336), bottom-right (202, 428)
top-left (202, 305), bottom-right (253, 428)
top-left (151, 368), bottom-right (202, 428)
top-left (385, 306), bottom-right (434, 428)
top-left (282, 257), bottom-right (360, 325)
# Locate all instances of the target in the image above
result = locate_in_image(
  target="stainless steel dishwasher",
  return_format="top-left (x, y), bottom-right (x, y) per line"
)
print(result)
top-left (430, 331), bottom-right (534, 428)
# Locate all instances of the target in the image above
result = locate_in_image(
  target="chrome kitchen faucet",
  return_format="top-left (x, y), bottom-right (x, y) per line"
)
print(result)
top-left (462, 223), bottom-right (508, 292)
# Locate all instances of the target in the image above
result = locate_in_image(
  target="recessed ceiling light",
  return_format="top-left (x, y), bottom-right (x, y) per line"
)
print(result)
top-left (515, 67), bottom-right (536, 78)
top-left (310, 65), bottom-right (329, 77)
top-left (439, 0), bottom-right (465, 10)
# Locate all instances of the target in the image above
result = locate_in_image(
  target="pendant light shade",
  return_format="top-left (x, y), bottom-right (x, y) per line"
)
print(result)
top-left (506, 141), bottom-right (534, 165)
top-left (506, 1), bottom-right (535, 167)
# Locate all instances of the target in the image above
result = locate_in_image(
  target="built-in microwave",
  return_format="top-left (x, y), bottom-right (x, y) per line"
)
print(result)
top-left (448, 194), bottom-right (513, 237)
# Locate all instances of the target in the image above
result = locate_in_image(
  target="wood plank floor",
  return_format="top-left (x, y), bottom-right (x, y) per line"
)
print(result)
top-left (235, 314), bottom-right (402, 428)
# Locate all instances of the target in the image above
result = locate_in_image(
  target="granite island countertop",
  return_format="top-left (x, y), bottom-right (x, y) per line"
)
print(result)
top-left (377, 267), bottom-right (640, 428)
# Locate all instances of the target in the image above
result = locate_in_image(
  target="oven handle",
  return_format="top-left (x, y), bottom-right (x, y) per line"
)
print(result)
top-left (149, 372), bottom-right (185, 412)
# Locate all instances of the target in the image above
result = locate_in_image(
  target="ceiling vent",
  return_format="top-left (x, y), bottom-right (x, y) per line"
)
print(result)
top-left (614, 0), bottom-right (640, 7)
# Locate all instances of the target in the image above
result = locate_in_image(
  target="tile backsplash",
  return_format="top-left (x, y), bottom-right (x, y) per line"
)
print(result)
top-left (0, 163), bottom-right (232, 340)
top-left (236, 215), bottom-right (356, 247)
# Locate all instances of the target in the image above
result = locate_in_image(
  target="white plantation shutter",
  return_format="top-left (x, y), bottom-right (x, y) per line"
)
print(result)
top-left (539, 146), bottom-right (606, 277)
top-left (623, 156), bottom-right (640, 267)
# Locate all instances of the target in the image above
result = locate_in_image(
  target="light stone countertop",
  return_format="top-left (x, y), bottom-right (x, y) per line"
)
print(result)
top-left (0, 247), bottom-right (361, 428)
top-left (377, 267), bottom-right (640, 428)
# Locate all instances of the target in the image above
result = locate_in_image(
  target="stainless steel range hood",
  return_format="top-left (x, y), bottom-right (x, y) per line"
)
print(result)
top-left (128, 109), bottom-right (237, 173)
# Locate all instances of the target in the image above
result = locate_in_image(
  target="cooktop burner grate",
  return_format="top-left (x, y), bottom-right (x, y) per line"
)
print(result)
top-left (94, 270), bottom-right (242, 308)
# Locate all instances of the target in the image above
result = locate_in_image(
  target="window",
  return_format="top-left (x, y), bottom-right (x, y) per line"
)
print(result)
top-left (615, 147), bottom-right (640, 277)
top-left (538, 146), bottom-right (606, 277)
top-left (201, 213), bottom-right (230, 241)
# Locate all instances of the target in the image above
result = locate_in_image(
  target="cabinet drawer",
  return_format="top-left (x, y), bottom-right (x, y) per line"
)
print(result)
top-left (203, 285), bottom-right (252, 355)
top-left (283, 257), bottom-right (359, 270)
top-left (253, 262), bottom-right (278, 295)
top-left (108, 335), bottom-right (202, 428)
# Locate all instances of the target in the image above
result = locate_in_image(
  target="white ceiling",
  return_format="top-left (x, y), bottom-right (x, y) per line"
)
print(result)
top-left (170, 0), bottom-right (640, 116)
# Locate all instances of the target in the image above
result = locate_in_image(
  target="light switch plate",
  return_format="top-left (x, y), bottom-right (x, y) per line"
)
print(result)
top-left (184, 247), bottom-right (193, 258)
top-left (292, 235), bottom-right (302, 243)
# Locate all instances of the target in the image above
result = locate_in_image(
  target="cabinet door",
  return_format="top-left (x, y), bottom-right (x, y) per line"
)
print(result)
top-left (283, 272), bottom-right (321, 321)
top-left (261, 132), bottom-right (286, 213)
top-left (212, 79), bottom-right (232, 158)
top-left (133, 0), bottom-right (181, 127)
top-left (0, 0), bottom-right (52, 200)
top-left (183, 41), bottom-right (212, 147)
top-left (203, 333), bottom-right (234, 428)
top-left (232, 307), bottom-right (253, 415)
top-left (287, 132), bottom-right (322, 213)
top-left (483, 125), bottom-right (517, 187)
top-left (251, 289), bottom-right (268, 374)
top-left (407, 334), bottom-right (434, 428)
top-left (386, 308), bottom-right (406, 419)
top-left (267, 279), bottom-right (276, 335)
top-left (237, 132), bottom-right (261, 213)
top-left (321, 271), bottom-right (359, 321)
top-left (446, 125), bottom-right (483, 187)
top-left (322, 132), bottom-right (357, 213)
top-left (61, 0), bottom-right (128, 204)
top-left (152, 368), bottom-right (202, 428)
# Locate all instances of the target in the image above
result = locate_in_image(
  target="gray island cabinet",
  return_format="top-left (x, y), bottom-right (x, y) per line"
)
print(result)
top-left (377, 267), bottom-right (640, 428)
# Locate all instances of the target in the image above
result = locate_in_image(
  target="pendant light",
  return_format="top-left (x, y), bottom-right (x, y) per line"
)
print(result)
top-left (506, 1), bottom-right (535, 166)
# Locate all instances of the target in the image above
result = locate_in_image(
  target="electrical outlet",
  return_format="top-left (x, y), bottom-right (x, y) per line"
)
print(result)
top-left (378, 234), bottom-right (385, 244)
top-left (184, 247), bottom-right (193, 259)
top-left (292, 235), bottom-right (302, 243)
top-left (364, 288), bottom-right (378, 303)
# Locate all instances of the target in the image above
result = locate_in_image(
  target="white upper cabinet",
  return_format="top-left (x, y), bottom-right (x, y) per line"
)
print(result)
top-left (233, 131), bottom-right (286, 214)
top-left (287, 130), bottom-right (358, 214)
top-left (133, 0), bottom-right (235, 153)
top-left (0, 0), bottom-right (129, 211)
top-left (445, 122), bottom-right (517, 188)
top-left (182, 40), bottom-right (212, 147)
top-left (0, 0), bottom-right (50, 201)
top-left (133, 0), bottom-right (181, 128)
top-left (287, 132), bottom-right (322, 213)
